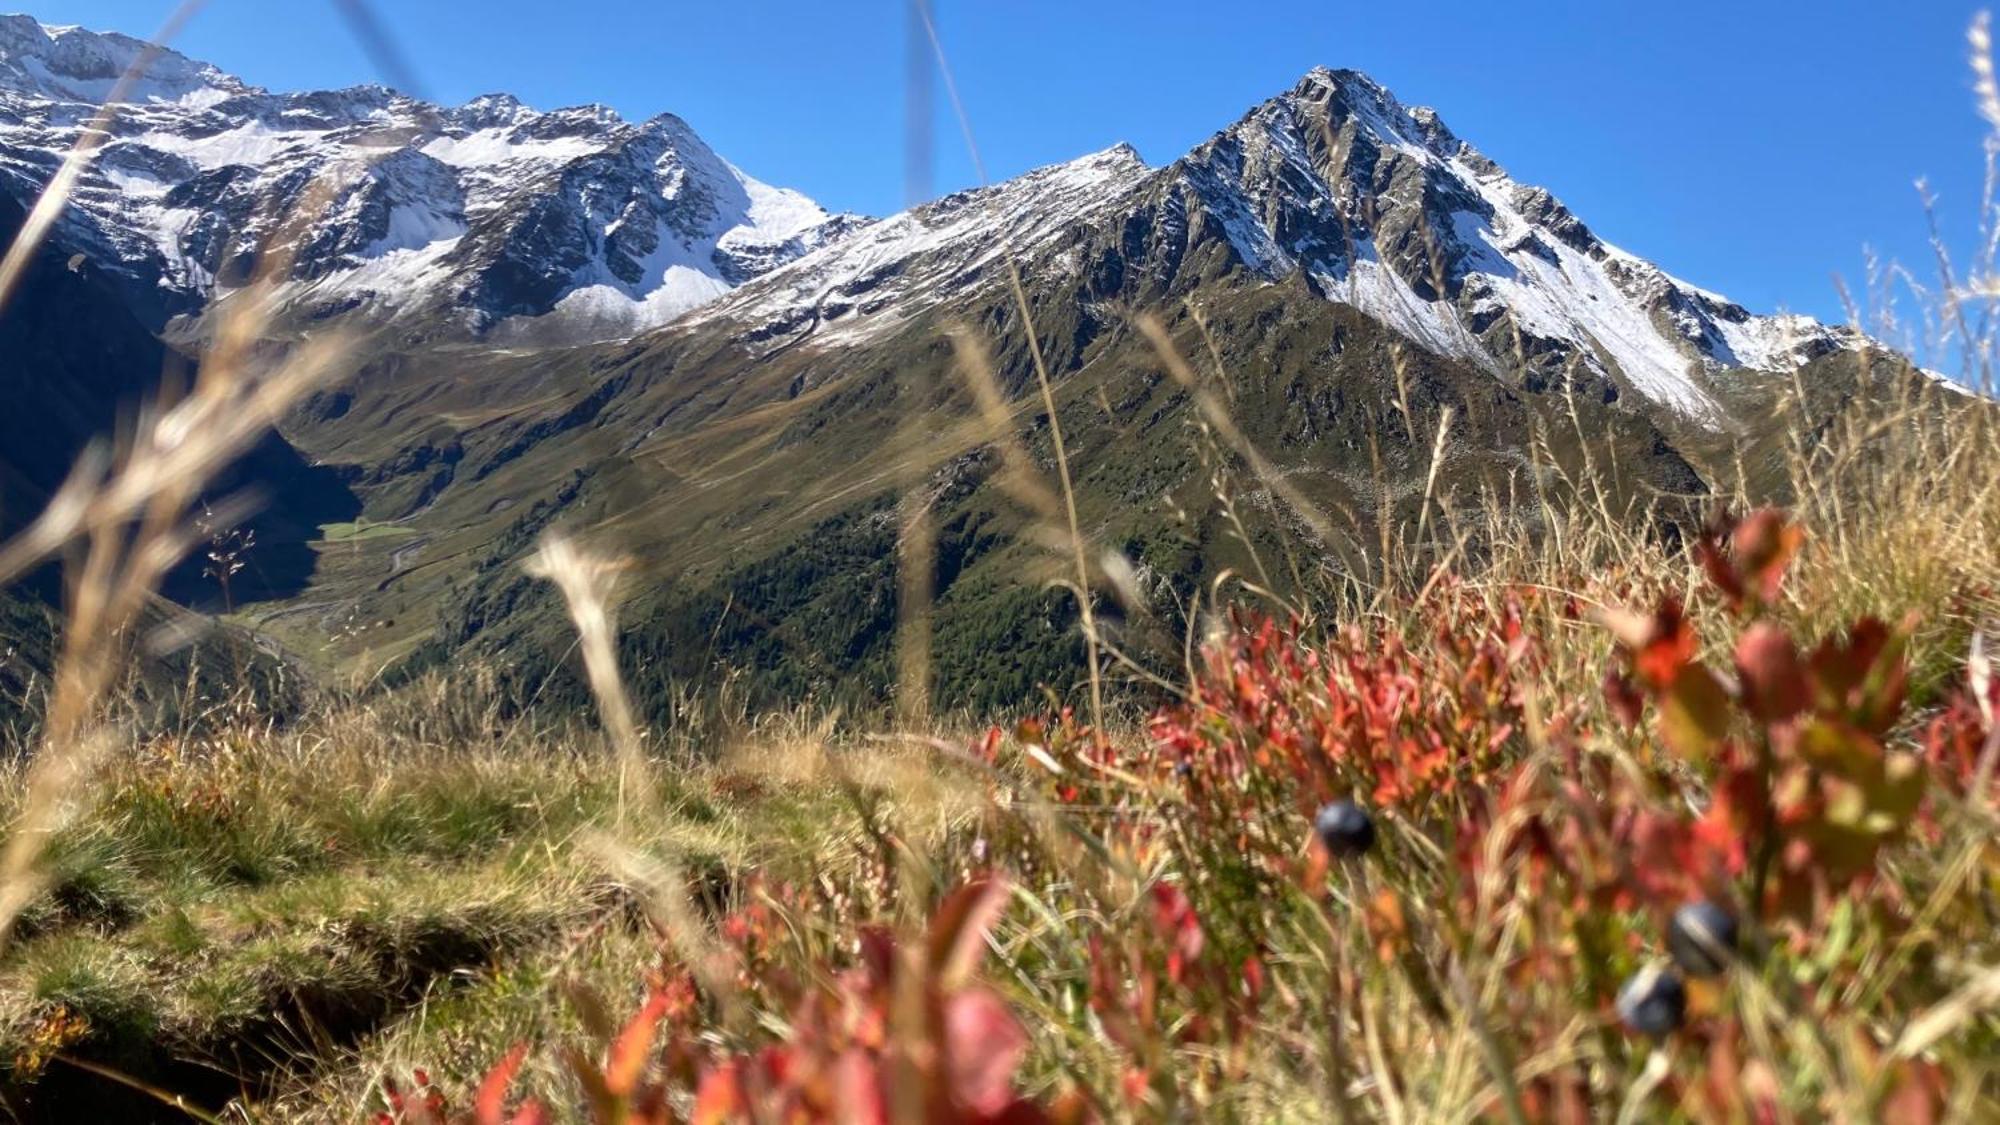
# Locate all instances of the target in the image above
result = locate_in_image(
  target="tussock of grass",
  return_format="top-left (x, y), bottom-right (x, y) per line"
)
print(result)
top-left (0, 703), bottom-right (963, 1117)
top-left (0, 724), bottom-right (607, 1107)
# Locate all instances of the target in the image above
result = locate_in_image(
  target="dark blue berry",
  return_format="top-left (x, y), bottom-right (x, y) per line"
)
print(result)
top-left (1667, 901), bottom-right (1739, 978)
top-left (1616, 965), bottom-right (1687, 1036)
top-left (1314, 800), bottom-right (1375, 858)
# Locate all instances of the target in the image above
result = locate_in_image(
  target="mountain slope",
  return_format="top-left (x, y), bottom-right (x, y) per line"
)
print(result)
top-left (0, 187), bottom-right (318, 736)
top-left (332, 73), bottom-right (1920, 712)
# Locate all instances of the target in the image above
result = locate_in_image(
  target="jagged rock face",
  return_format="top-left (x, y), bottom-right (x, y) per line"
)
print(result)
top-left (691, 69), bottom-right (1858, 423)
top-left (0, 16), bottom-right (861, 339)
top-left (1153, 69), bottom-right (1858, 418)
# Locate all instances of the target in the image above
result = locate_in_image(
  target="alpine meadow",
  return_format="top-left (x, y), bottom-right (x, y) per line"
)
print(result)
top-left (0, 3), bottom-right (1997, 1122)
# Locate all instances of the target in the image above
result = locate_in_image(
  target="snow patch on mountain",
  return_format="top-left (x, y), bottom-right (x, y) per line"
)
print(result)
top-left (683, 144), bottom-right (1152, 349)
top-left (419, 131), bottom-right (602, 169)
top-left (1315, 248), bottom-right (1489, 365)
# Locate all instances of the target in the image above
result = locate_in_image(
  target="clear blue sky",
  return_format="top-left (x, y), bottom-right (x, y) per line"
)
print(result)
top-left (21, 0), bottom-right (1994, 327)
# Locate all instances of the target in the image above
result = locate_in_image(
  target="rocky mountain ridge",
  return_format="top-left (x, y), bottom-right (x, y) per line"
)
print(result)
top-left (0, 14), bottom-right (861, 339)
top-left (690, 67), bottom-right (1858, 421)
top-left (0, 18), bottom-right (1862, 416)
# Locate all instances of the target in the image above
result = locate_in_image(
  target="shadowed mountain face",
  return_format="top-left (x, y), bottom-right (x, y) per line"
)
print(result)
top-left (0, 185), bottom-right (151, 733)
top-left (0, 184), bottom-right (335, 736)
top-left (0, 16), bottom-right (1944, 715)
top-left (0, 190), bottom-right (171, 541)
top-left (0, 191), bottom-right (361, 609)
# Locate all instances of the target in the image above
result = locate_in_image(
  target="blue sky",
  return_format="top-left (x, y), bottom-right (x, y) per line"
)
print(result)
top-left (23, 0), bottom-right (1994, 326)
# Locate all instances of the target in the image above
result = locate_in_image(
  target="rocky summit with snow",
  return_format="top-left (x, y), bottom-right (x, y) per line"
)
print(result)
top-left (0, 14), bottom-right (862, 339)
top-left (687, 67), bottom-right (1858, 421)
top-left (1161, 68), bottom-right (1855, 418)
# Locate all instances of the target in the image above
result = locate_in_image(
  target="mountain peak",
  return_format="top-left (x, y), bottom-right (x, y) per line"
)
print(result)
top-left (1268, 65), bottom-right (1466, 163)
top-left (453, 92), bottom-right (531, 129)
top-left (1064, 142), bottom-right (1148, 179)
top-left (1289, 66), bottom-right (1407, 116)
top-left (693, 63), bottom-right (1854, 420)
top-left (1297, 65), bottom-right (1381, 92)
top-left (0, 14), bottom-right (241, 105)
top-left (1098, 141), bottom-right (1146, 168)
top-left (1166, 68), bottom-right (1855, 416)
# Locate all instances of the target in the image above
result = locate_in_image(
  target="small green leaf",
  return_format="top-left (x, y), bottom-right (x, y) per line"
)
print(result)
top-left (1659, 664), bottom-right (1731, 762)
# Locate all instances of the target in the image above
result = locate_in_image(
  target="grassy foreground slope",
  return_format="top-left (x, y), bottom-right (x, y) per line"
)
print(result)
top-left (0, 348), bottom-right (1994, 1121)
top-left (0, 700), bottom-right (980, 1119)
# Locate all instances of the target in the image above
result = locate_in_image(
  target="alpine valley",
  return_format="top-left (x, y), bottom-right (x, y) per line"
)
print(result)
top-left (0, 15), bottom-right (1943, 718)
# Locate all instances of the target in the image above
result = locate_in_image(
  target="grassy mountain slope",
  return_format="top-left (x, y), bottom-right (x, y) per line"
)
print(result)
top-left (253, 219), bottom-right (1952, 722)
top-left (256, 251), bottom-right (1739, 717)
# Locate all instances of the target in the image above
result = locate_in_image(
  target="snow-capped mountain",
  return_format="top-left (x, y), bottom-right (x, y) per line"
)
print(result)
top-left (691, 68), bottom-right (1856, 419)
top-left (0, 14), bottom-right (1857, 416)
top-left (0, 14), bottom-right (862, 337)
